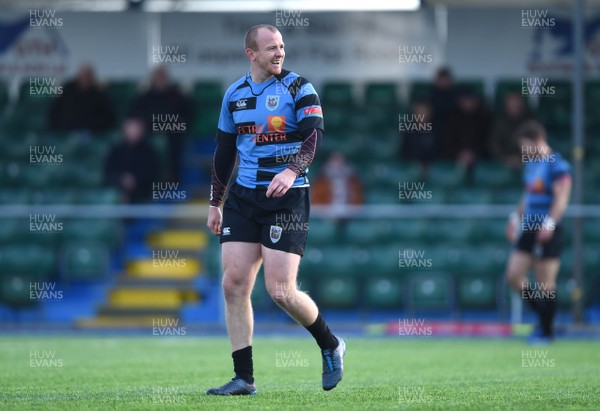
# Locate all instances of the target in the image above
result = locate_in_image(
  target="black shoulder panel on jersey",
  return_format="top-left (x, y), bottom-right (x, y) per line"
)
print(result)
top-left (286, 76), bottom-right (309, 101)
top-left (295, 94), bottom-right (320, 111)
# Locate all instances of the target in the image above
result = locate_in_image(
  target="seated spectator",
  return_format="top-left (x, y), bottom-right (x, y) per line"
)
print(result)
top-left (429, 67), bottom-right (458, 160)
top-left (490, 92), bottom-right (535, 168)
top-left (104, 117), bottom-right (160, 204)
top-left (312, 152), bottom-right (363, 205)
top-left (443, 88), bottom-right (492, 177)
top-left (48, 64), bottom-right (116, 133)
top-left (399, 99), bottom-right (435, 179)
top-left (130, 66), bottom-right (193, 182)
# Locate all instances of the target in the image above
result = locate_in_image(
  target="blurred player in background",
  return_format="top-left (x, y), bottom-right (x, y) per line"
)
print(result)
top-left (505, 120), bottom-right (571, 343)
top-left (206, 24), bottom-right (345, 395)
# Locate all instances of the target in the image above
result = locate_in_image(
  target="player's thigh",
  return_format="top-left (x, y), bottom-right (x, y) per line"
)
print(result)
top-left (506, 250), bottom-right (533, 283)
top-left (534, 259), bottom-right (560, 288)
top-left (261, 245), bottom-right (301, 294)
top-left (222, 242), bottom-right (263, 293)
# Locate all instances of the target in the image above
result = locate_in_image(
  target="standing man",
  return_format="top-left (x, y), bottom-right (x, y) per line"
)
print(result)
top-left (206, 24), bottom-right (345, 395)
top-left (505, 120), bottom-right (571, 344)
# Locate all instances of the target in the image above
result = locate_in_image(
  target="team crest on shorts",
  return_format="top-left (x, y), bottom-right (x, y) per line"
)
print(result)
top-left (266, 95), bottom-right (279, 111)
top-left (270, 225), bottom-right (283, 243)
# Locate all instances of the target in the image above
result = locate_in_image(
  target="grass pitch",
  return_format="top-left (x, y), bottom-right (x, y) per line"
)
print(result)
top-left (0, 336), bottom-right (598, 410)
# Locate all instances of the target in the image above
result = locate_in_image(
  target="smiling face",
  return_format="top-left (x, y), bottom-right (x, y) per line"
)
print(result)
top-left (246, 27), bottom-right (285, 82)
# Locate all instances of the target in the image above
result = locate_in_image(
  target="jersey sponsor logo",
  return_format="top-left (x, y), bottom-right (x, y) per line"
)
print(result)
top-left (270, 225), bottom-right (283, 243)
top-left (268, 116), bottom-right (286, 132)
top-left (252, 133), bottom-right (288, 145)
top-left (237, 123), bottom-right (265, 134)
top-left (266, 95), bottom-right (280, 111)
top-left (528, 178), bottom-right (546, 193)
top-left (223, 227), bottom-right (231, 235)
top-left (303, 106), bottom-right (322, 116)
top-left (229, 97), bottom-right (256, 112)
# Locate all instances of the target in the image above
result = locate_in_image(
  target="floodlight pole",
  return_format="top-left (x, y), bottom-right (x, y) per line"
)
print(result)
top-left (571, 0), bottom-right (585, 324)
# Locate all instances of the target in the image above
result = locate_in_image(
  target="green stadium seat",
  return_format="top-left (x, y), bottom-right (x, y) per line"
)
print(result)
top-left (392, 219), bottom-right (429, 242)
top-left (367, 244), bottom-right (404, 277)
top-left (317, 276), bottom-right (359, 308)
top-left (192, 81), bottom-right (223, 108)
top-left (322, 82), bottom-right (355, 107)
top-left (556, 275), bottom-right (577, 309)
top-left (63, 219), bottom-right (122, 246)
top-left (364, 162), bottom-right (421, 190)
top-left (536, 80), bottom-right (571, 132)
top-left (409, 81), bottom-right (432, 102)
top-left (474, 162), bottom-right (515, 188)
top-left (457, 275), bottom-right (497, 309)
top-left (446, 188), bottom-right (492, 205)
top-left (29, 188), bottom-right (77, 204)
top-left (461, 245), bottom-right (508, 276)
top-left (365, 275), bottom-right (403, 309)
top-left (583, 220), bottom-right (600, 243)
top-left (194, 107), bottom-right (220, 137)
top-left (306, 219), bottom-right (338, 246)
top-left (407, 272), bottom-right (453, 310)
top-left (0, 273), bottom-right (40, 307)
top-left (60, 242), bottom-right (109, 281)
top-left (0, 189), bottom-right (29, 205)
top-left (322, 106), bottom-right (349, 134)
top-left (427, 220), bottom-right (473, 243)
top-left (364, 189), bottom-right (398, 204)
top-left (426, 162), bottom-right (465, 188)
top-left (75, 188), bottom-right (121, 205)
top-left (69, 164), bottom-right (104, 187)
top-left (345, 220), bottom-right (396, 245)
top-left (492, 188), bottom-right (523, 205)
top-left (364, 83), bottom-right (400, 108)
top-left (471, 218), bottom-right (508, 244)
top-left (0, 244), bottom-right (56, 275)
top-left (0, 219), bottom-right (20, 244)
top-left (104, 80), bottom-right (139, 118)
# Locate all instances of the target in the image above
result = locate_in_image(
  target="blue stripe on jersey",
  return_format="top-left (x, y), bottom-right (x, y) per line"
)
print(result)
top-left (523, 152), bottom-right (570, 217)
top-left (217, 70), bottom-right (324, 189)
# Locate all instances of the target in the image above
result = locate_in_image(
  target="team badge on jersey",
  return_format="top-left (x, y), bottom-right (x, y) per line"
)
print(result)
top-left (266, 95), bottom-right (280, 111)
top-left (270, 225), bottom-right (283, 243)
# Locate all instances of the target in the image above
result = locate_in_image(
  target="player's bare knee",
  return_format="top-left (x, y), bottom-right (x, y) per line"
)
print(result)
top-left (222, 273), bottom-right (252, 301)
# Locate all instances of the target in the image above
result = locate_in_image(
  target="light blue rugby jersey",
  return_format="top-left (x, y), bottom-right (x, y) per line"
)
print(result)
top-left (523, 152), bottom-right (570, 217)
top-left (216, 69), bottom-right (324, 189)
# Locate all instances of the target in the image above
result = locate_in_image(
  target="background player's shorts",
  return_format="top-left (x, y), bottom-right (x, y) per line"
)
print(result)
top-left (220, 182), bottom-right (310, 256)
top-left (515, 224), bottom-right (563, 259)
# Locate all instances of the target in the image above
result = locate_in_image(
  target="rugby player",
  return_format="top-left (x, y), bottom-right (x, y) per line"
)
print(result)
top-left (206, 24), bottom-right (345, 395)
top-left (505, 120), bottom-right (571, 343)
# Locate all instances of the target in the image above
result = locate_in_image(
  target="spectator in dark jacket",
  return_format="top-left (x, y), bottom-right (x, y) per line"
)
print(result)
top-left (429, 67), bottom-right (458, 160)
top-left (490, 92), bottom-right (535, 168)
top-left (400, 99), bottom-right (435, 178)
top-left (443, 89), bottom-right (493, 176)
top-left (104, 117), bottom-right (160, 203)
top-left (130, 67), bottom-right (193, 182)
top-left (48, 64), bottom-right (115, 133)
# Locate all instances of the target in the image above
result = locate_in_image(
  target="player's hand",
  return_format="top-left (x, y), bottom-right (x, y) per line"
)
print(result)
top-left (207, 206), bottom-right (223, 236)
top-left (536, 227), bottom-right (554, 243)
top-left (266, 168), bottom-right (297, 198)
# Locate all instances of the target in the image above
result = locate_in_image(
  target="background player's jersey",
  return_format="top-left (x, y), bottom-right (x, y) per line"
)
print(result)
top-left (523, 151), bottom-right (570, 218)
top-left (216, 69), bottom-right (324, 189)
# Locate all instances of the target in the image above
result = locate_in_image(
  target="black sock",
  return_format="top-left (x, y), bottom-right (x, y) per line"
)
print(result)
top-left (305, 313), bottom-right (338, 350)
top-left (232, 346), bottom-right (254, 384)
top-left (540, 298), bottom-right (557, 337)
top-left (522, 286), bottom-right (542, 314)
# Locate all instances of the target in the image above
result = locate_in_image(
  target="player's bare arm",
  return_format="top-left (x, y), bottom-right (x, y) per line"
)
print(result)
top-left (537, 175), bottom-right (572, 243)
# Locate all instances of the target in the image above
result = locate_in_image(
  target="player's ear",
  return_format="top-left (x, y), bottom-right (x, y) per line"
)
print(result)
top-left (245, 48), bottom-right (256, 61)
